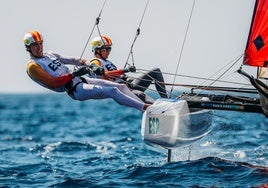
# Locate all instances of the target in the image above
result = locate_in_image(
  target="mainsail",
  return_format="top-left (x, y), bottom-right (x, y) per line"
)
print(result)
top-left (239, 0), bottom-right (268, 116)
top-left (244, 0), bottom-right (268, 68)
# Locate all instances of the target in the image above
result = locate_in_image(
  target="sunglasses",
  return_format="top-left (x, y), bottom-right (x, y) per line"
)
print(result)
top-left (100, 47), bottom-right (112, 52)
top-left (31, 41), bottom-right (43, 47)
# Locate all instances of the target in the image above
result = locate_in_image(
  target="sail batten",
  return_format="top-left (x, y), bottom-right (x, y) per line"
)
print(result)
top-left (244, 0), bottom-right (268, 67)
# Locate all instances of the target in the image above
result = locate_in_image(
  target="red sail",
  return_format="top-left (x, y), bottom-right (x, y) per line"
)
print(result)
top-left (244, 0), bottom-right (268, 67)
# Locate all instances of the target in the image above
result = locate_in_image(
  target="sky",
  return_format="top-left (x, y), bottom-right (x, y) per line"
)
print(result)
top-left (0, 0), bottom-right (256, 93)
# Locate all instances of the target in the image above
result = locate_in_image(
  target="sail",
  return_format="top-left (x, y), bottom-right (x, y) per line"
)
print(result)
top-left (244, 0), bottom-right (268, 67)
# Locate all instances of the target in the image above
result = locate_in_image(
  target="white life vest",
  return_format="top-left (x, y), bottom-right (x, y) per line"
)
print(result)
top-left (30, 53), bottom-right (71, 92)
top-left (89, 58), bottom-right (124, 82)
top-left (92, 58), bottom-right (117, 71)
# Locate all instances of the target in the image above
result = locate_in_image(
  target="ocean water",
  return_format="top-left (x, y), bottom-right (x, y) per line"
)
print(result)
top-left (0, 93), bottom-right (268, 187)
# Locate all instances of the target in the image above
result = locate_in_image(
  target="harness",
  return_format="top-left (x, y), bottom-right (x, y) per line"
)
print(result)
top-left (65, 77), bottom-right (87, 99)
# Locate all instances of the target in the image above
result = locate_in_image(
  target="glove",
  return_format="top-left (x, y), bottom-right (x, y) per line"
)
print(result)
top-left (72, 66), bottom-right (90, 77)
top-left (128, 66), bottom-right (136, 72)
top-left (92, 66), bottom-right (105, 76)
top-left (123, 66), bottom-right (136, 73)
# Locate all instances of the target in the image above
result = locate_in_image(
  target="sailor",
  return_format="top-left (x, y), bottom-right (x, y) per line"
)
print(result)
top-left (88, 35), bottom-right (168, 103)
top-left (24, 30), bottom-right (150, 111)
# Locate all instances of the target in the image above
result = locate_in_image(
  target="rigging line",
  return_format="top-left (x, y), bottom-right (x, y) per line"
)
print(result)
top-left (105, 71), bottom-right (175, 98)
top-left (187, 53), bottom-right (243, 100)
top-left (196, 54), bottom-right (244, 88)
top-left (163, 82), bottom-right (254, 90)
top-left (126, 72), bottom-right (175, 98)
top-left (126, 68), bottom-right (172, 97)
top-left (133, 70), bottom-right (169, 96)
top-left (200, 54), bottom-right (243, 89)
top-left (137, 68), bottom-right (251, 86)
top-left (172, 84), bottom-right (257, 93)
top-left (124, 0), bottom-right (150, 69)
top-left (170, 0), bottom-right (196, 97)
top-left (79, 0), bottom-right (107, 60)
top-left (96, 23), bottom-right (103, 39)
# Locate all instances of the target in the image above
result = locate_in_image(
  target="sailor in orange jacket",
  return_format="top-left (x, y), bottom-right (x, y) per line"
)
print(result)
top-left (24, 31), bottom-right (150, 111)
top-left (88, 35), bottom-right (168, 103)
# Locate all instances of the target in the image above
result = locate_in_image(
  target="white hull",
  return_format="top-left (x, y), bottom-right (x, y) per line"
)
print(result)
top-left (141, 99), bottom-right (213, 149)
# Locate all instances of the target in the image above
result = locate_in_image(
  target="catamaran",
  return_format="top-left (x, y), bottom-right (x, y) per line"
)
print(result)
top-left (140, 0), bottom-right (268, 161)
top-left (79, 0), bottom-right (267, 161)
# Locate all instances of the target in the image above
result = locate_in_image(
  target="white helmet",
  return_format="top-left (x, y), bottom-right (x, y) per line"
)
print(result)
top-left (90, 35), bottom-right (112, 53)
top-left (23, 30), bottom-right (43, 46)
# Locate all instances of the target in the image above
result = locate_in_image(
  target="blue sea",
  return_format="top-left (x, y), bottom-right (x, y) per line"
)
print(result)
top-left (0, 93), bottom-right (268, 187)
